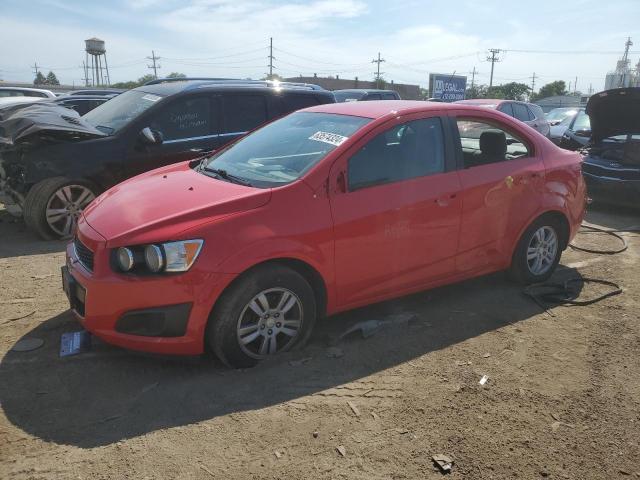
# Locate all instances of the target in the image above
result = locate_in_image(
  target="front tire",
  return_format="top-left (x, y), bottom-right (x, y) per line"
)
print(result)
top-left (510, 217), bottom-right (562, 284)
top-left (207, 265), bottom-right (317, 368)
top-left (23, 177), bottom-right (98, 240)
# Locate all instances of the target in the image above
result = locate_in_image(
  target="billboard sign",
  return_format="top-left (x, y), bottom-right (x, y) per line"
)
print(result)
top-left (429, 74), bottom-right (467, 102)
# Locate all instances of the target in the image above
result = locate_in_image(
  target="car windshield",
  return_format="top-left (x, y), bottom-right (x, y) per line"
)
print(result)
top-left (83, 90), bottom-right (163, 134)
top-left (201, 112), bottom-right (371, 187)
top-left (572, 111), bottom-right (590, 132)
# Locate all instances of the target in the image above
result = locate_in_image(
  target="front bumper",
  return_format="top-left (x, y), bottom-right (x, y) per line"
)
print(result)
top-left (64, 222), bottom-right (236, 355)
top-left (583, 172), bottom-right (640, 208)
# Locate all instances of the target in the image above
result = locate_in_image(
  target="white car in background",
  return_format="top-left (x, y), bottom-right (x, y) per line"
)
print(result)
top-left (0, 86), bottom-right (56, 98)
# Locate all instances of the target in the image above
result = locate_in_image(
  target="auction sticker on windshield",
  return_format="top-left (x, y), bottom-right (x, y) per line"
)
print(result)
top-left (309, 131), bottom-right (349, 146)
top-left (142, 94), bottom-right (161, 102)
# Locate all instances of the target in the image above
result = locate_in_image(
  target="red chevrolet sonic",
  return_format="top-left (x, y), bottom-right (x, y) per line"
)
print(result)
top-left (63, 101), bottom-right (586, 367)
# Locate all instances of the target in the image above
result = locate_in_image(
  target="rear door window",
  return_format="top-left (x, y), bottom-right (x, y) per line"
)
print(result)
top-left (512, 103), bottom-right (531, 122)
top-left (498, 103), bottom-right (514, 117)
top-left (382, 93), bottom-right (397, 100)
top-left (365, 93), bottom-right (382, 101)
top-left (149, 96), bottom-right (212, 141)
top-left (223, 95), bottom-right (268, 133)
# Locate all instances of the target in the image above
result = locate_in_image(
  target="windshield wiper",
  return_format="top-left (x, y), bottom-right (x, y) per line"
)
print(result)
top-left (202, 166), bottom-right (253, 186)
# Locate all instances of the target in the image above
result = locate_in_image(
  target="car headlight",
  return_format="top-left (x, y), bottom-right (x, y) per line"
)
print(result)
top-left (116, 247), bottom-right (135, 272)
top-left (114, 239), bottom-right (203, 274)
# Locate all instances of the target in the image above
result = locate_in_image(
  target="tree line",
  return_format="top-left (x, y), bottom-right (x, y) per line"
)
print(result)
top-left (465, 80), bottom-right (579, 102)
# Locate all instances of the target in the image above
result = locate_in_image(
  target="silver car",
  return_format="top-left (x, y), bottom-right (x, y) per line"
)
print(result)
top-left (456, 99), bottom-right (551, 137)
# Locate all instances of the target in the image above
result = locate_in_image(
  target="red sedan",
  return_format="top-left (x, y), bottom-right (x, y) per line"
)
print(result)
top-left (63, 101), bottom-right (586, 367)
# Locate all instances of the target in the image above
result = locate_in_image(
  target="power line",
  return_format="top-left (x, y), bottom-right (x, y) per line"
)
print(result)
top-left (147, 50), bottom-right (161, 79)
top-left (268, 37), bottom-right (275, 79)
top-left (486, 48), bottom-right (501, 88)
top-left (372, 52), bottom-right (385, 88)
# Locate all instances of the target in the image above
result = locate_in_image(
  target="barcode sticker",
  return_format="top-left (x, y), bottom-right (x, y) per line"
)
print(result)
top-left (309, 131), bottom-right (349, 146)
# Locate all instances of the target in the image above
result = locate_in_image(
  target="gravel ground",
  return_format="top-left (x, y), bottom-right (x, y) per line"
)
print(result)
top-left (0, 205), bottom-right (639, 479)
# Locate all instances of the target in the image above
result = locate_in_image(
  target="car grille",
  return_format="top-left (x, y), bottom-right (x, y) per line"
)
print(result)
top-left (74, 237), bottom-right (94, 272)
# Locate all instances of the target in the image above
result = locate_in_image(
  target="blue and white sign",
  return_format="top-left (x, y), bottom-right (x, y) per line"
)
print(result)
top-left (429, 74), bottom-right (467, 102)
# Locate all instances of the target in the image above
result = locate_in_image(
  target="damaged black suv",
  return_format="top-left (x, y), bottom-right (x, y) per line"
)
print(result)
top-left (581, 88), bottom-right (640, 208)
top-left (0, 79), bottom-right (335, 239)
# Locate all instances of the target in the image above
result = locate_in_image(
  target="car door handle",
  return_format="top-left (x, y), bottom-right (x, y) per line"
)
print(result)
top-left (435, 193), bottom-right (457, 207)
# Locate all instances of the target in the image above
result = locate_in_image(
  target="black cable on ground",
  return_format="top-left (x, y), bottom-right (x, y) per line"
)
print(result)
top-left (569, 223), bottom-right (640, 255)
top-left (523, 277), bottom-right (623, 312)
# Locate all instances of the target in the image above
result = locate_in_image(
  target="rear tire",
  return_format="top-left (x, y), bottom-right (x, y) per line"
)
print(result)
top-left (23, 177), bottom-right (98, 240)
top-left (206, 265), bottom-right (317, 368)
top-left (509, 216), bottom-right (563, 284)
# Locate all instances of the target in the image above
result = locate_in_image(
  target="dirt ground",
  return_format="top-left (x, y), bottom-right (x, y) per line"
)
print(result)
top-left (0, 205), bottom-right (639, 480)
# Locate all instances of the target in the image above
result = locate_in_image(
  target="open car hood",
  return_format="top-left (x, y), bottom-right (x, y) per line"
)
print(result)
top-left (0, 103), bottom-right (105, 150)
top-left (587, 88), bottom-right (640, 143)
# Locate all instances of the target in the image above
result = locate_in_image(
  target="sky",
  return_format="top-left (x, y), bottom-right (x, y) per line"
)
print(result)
top-left (1, 0), bottom-right (639, 92)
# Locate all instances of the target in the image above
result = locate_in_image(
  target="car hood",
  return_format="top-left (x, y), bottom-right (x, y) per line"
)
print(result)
top-left (0, 104), bottom-right (105, 150)
top-left (83, 161), bottom-right (271, 246)
top-left (587, 88), bottom-right (640, 143)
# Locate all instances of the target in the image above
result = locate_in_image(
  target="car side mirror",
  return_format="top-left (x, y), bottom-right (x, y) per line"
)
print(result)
top-left (575, 129), bottom-right (591, 138)
top-left (140, 127), bottom-right (163, 145)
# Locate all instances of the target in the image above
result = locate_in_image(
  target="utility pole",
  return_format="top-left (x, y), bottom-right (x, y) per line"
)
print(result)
top-left (588, 83), bottom-right (593, 95)
top-left (469, 66), bottom-right (477, 90)
top-left (32, 62), bottom-right (40, 81)
top-left (574, 76), bottom-right (578, 94)
top-left (371, 52), bottom-right (385, 88)
top-left (268, 37), bottom-right (275, 80)
top-left (530, 72), bottom-right (537, 98)
top-left (147, 50), bottom-right (161, 79)
top-left (82, 61), bottom-right (89, 87)
top-left (486, 48), bottom-right (501, 89)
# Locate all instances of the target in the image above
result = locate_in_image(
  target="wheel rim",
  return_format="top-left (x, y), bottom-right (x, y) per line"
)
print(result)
top-left (45, 185), bottom-right (95, 238)
top-left (236, 288), bottom-right (303, 359)
top-left (526, 226), bottom-right (558, 276)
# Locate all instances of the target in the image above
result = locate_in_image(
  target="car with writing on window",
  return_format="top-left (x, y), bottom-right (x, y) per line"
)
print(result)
top-left (0, 79), bottom-right (335, 239)
top-left (62, 100), bottom-right (586, 367)
top-left (455, 99), bottom-right (550, 137)
top-left (333, 89), bottom-right (400, 102)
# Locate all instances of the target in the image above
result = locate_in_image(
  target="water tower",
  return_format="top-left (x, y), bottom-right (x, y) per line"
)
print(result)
top-left (84, 38), bottom-right (110, 86)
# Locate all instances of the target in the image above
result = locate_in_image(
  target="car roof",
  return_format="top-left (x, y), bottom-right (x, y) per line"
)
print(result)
top-left (304, 100), bottom-right (475, 119)
top-left (0, 86), bottom-right (55, 96)
top-left (135, 79), bottom-right (331, 97)
top-left (335, 89), bottom-right (397, 94)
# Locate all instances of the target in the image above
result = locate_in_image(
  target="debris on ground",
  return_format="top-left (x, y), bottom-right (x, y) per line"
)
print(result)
top-left (312, 431), bottom-right (319, 438)
top-left (370, 411), bottom-right (380, 420)
top-left (479, 375), bottom-right (489, 385)
top-left (432, 454), bottom-right (454, 473)
top-left (482, 353), bottom-right (491, 358)
top-left (347, 401), bottom-right (361, 417)
top-left (60, 330), bottom-right (92, 357)
top-left (288, 357), bottom-right (312, 366)
top-left (337, 312), bottom-right (421, 341)
top-left (274, 451), bottom-right (283, 459)
top-left (336, 445), bottom-right (347, 457)
top-left (10, 337), bottom-right (44, 352)
top-left (1, 310), bottom-right (35, 324)
top-left (326, 346), bottom-right (344, 358)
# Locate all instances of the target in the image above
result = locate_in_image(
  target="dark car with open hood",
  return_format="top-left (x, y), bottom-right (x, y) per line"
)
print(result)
top-left (580, 88), bottom-right (640, 208)
top-left (0, 79), bottom-right (335, 239)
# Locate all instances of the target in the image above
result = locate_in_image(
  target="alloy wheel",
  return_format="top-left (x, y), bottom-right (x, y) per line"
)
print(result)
top-left (236, 288), bottom-right (303, 359)
top-left (526, 226), bottom-right (558, 276)
top-left (45, 185), bottom-right (95, 238)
